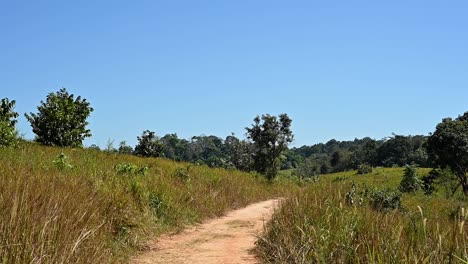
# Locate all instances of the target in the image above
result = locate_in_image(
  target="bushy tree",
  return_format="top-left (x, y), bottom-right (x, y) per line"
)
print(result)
top-left (189, 135), bottom-right (228, 167)
top-left (399, 165), bottom-right (422, 193)
top-left (246, 113), bottom-right (293, 180)
top-left (134, 130), bottom-right (163, 157)
top-left (118, 141), bottom-right (133, 154)
top-left (426, 112), bottom-right (468, 195)
top-left (25, 88), bottom-right (93, 147)
top-left (0, 98), bottom-right (19, 147)
top-left (160, 133), bottom-right (190, 161)
top-left (224, 134), bottom-right (254, 171)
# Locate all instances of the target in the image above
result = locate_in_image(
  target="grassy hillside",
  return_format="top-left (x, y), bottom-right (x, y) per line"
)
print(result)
top-left (257, 168), bottom-right (468, 263)
top-left (0, 142), bottom-right (293, 263)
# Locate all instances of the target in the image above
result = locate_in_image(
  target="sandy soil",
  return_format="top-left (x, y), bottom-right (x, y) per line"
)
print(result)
top-left (131, 199), bottom-right (280, 264)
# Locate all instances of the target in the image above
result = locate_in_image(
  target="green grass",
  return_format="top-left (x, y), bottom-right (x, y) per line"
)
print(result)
top-left (0, 142), bottom-right (294, 263)
top-left (320, 167), bottom-right (432, 188)
top-left (258, 168), bottom-right (468, 263)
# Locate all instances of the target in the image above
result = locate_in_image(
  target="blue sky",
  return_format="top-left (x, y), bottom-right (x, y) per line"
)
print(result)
top-left (1, 1), bottom-right (467, 148)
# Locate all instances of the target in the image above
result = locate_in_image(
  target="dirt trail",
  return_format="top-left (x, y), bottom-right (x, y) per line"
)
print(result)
top-left (131, 199), bottom-right (280, 264)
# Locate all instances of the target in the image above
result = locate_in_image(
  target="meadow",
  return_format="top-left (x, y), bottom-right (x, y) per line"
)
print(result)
top-left (0, 142), bottom-right (293, 263)
top-left (257, 168), bottom-right (468, 263)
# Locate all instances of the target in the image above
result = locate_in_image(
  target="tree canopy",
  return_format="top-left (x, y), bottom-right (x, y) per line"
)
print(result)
top-left (246, 113), bottom-right (294, 180)
top-left (25, 88), bottom-right (93, 147)
top-left (426, 112), bottom-right (468, 195)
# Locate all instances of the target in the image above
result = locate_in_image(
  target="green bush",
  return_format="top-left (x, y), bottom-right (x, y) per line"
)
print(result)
top-left (0, 121), bottom-right (18, 147)
top-left (0, 98), bottom-right (19, 147)
top-left (52, 153), bottom-right (73, 170)
top-left (368, 188), bottom-right (401, 211)
top-left (357, 163), bottom-right (373, 174)
top-left (399, 165), bottom-right (422, 193)
top-left (114, 163), bottom-right (148, 176)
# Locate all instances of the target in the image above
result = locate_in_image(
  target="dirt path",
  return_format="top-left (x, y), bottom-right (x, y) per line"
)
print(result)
top-left (131, 199), bottom-right (280, 264)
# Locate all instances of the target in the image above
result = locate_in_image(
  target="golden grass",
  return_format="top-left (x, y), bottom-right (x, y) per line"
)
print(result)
top-left (0, 142), bottom-right (293, 263)
top-left (256, 179), bottom-right (468, 263)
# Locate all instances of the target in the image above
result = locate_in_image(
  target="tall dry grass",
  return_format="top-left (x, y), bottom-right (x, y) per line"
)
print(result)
top-left (0, 142), bottom-right (292, 263)
top-left (256, 182), bottom-right (468, 263)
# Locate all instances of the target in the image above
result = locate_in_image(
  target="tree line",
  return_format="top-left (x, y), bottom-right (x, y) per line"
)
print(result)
top-left (284, 134), bottom-right (429, 177)
top-left (0, 88), bottom-right (467, 191)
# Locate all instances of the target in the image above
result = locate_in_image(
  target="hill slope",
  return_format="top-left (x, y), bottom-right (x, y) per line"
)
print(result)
top-left (0, 142), bottom-right (290, 263)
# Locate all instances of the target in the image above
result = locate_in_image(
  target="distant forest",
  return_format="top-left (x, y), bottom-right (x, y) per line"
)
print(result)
top-left (100, 133), bottom-right (429, 176)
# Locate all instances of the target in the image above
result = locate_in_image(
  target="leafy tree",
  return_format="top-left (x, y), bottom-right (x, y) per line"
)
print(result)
top-left (134, 130), bottom-right (164, 157)
top-left (0, 98), bottom-right (19, 147)
top-left (25, 88), bottom-right (93, 147)
top-left (377, 135), bottom-right (413, 167)
top-left (399, 165), bottom-right (422, 193)
top-left (118, 141), bottom-right (133, 154)
top-left (246, 114), bottom-right (293, 180)
top-left (189, 135), bottom-right (228, 167)
top-left (426, 112), bottom-right (468, 195)
top-left (294, 158), bottom-right (319, 181)
top-left (224, 134), bottom-right (254, 171)
top-left (160, 133), bottom-right (191, 161)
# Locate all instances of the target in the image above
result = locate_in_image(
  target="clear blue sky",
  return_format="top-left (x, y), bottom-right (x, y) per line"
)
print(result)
top-left (1, 1), bottom-right (467, 148)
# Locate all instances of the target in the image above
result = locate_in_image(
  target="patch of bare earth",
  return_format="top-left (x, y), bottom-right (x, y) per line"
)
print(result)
top-left (131, 199), bottom-right (280, 264)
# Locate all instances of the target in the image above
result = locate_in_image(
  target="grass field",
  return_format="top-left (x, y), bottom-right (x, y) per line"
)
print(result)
top-left (257, 168), bottom-right (468, 263)
top-left (0, 142), bottom-right (294, 263)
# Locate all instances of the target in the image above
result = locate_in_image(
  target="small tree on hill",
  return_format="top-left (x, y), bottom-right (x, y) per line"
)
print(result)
top-left (246, 113), bottom-right (293, 181)
top-left (25, 88), bottom-right (93, 147)
top-left (399, 164), bottom-right (422, 193)
top-left (134, 130), bottom-right (164, 157)
top-left (0, 98), bottom-right (19, 147)
top-left (426, 111), bottom-right (468, 195)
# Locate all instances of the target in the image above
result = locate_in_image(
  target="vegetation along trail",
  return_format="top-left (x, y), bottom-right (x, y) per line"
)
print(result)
top-left (132, 199), bottom-right (280, 264)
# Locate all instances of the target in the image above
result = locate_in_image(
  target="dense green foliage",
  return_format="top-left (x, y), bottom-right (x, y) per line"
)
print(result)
top-left (25, 88), bottom-right (93, 147)
top-left (399, 165), bottom-right (422, 193)
top-left (284, 134), bottom-right (429, 175)
top-left (134, 130), bottom-right (164, 157)
top-left (357, 163), bottom-right (373, 174)
top-left (427, 111), bottom-right (468, 195)
top-left (246, 113), bottom-right (294, 180)
top-left (0, 98), bottom-right (19, 147)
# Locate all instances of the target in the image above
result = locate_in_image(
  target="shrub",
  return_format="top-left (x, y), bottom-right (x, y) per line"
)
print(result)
top-left (148, 193), bottom-right (166, 218)
top-left (0, 121), bottom-right (18, 147)
top-left (53, 153), bottom-right (73, 170)
top-left (399, 165), bottom-right (422, 193)
top-left (357, 163), bottom-right (373, 174)
top-left (368, 188), bottom-right (401, 211)
top-left (0, 98), bottom-right (19, 147)
top-left (114, 163), bottom-right (148, 176)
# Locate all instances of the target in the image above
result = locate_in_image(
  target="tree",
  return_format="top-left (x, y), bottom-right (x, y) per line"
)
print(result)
top-left (225, 134), bottom-right (254, 171)
top-left (25, 88), bottom-right (93, 147)
top-left (0, 98), bottom-right (19, 147)
top-left (189, 135), bottom-right (228, 167)
top-left (118, 141), bottom-right (133, 154)
top-left (160, 133), bottom-right (191, 161)
top-left (134, 130), bottom-right (164, 157)
top-left (399, 165), bottom-right (422, 193)
top-left (426, 112), bottom-right (468, 195)
top-left (246, 113), bottom-right (293, 180)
